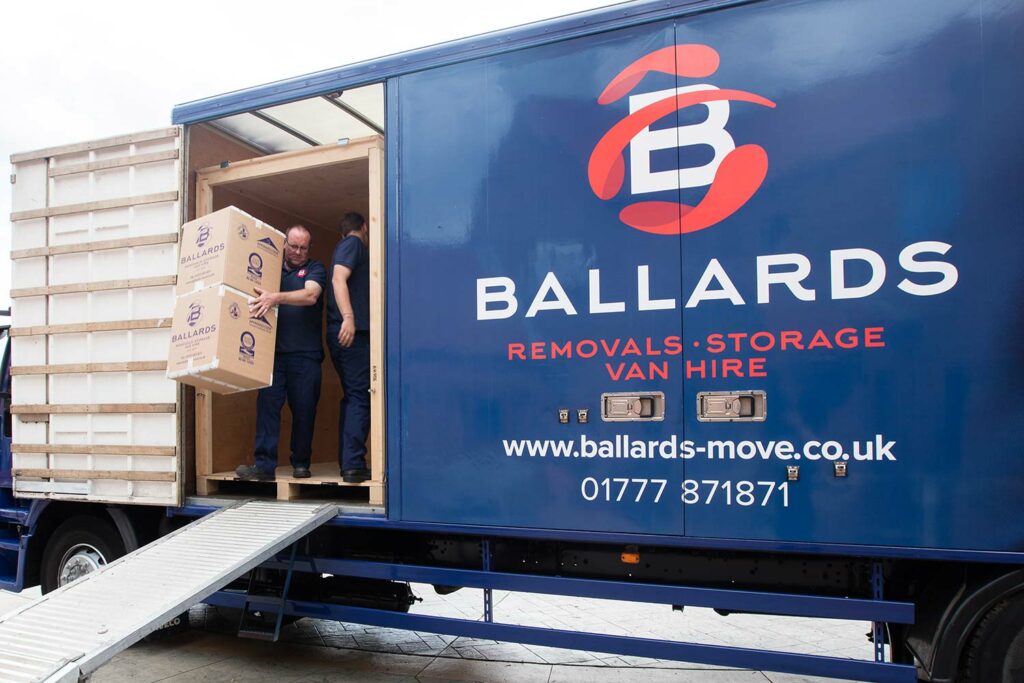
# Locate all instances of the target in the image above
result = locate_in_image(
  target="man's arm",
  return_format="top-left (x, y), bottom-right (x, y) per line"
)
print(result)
top-left (332, 264), bottom-right (357, 347)
top-left (249, 282), bottom-right (322, 318)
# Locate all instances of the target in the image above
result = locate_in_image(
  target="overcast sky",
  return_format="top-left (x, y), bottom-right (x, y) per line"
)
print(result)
top-left (0, 0), bottom-right (618, 311)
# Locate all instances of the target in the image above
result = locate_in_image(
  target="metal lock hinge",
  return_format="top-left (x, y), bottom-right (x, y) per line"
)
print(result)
top-left (601, 392), bottom-right (665, 422)
top-left (697, 391), bottom-right (767, 422)
top-left (558, 409), bottom-right (569, 424)
top-left (577, 409), bottom-right (589, 424)
top-left (787, 465), bottom-right (800, 481)
top-left (834, 462), bottom-right (847, 477)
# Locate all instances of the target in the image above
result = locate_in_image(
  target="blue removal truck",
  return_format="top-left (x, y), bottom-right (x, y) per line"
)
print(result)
top-left (2, 0), bottom-right (1023, 681)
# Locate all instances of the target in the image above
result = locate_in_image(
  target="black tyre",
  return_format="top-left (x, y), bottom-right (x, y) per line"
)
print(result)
top-left (959, 596), bottom-right (1024, 682)
top-left (40, 515), bottom-right (126, 594)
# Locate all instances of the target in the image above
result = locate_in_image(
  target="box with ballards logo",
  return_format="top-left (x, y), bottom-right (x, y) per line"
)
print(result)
top-left (166, 284), bottom-right (277, 393)
top-left (177, 206), bottom-right (285, 296)
top-left (168, 205), bottom-right (283, 393)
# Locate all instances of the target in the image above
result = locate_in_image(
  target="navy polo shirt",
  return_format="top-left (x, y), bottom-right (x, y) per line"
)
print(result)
top-left (275, 259), bottom-right (327, 357)
top-left (327, 235), bottom-right (370, 332)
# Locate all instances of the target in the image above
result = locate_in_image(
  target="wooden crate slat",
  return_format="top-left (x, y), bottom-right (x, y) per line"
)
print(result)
top-left (10, 318), bottom-right (171, 337)
top-left (197, 136), bottom-right (381, 185)
top-left (48, 149), bottom-right (179, 178)
top-left (10, 190), bottom-right (179, 222)
top-left (11, 403), bottom-right (176, 414)
top-left (12, 444), bottom-right (176, 456)
top-left (10, 274), bottom-right (176, 298)
top-left (11, 233), bottom-right (179, 260)
top-left (15, 469), bottom-right (176, 482)
top-left (11, 361), bottom-right (168, 376)
top-left (11, 127), bottom-right (179, 163)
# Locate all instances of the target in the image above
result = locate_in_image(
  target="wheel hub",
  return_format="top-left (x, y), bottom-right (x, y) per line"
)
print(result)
top-left (58, 543), bottom-right (106, 586)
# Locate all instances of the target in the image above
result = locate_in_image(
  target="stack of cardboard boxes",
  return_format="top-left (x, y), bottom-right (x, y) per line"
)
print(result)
top-left (166, 207), bottom-right (286, 394)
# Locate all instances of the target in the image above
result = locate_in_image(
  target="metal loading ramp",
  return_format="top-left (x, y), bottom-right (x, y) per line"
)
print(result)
top-left (0, 500), bottom-right (338, 683)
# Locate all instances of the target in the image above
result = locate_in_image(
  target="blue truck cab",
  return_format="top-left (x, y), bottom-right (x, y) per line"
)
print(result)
top-left (3, 0), bottom-right (1024, 680)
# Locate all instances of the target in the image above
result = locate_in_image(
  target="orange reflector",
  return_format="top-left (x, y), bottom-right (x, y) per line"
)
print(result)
top-left (620, 552), bottom-right (640, 564)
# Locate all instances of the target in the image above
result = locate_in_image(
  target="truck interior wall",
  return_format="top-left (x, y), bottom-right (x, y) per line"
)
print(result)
top-left (185, 125), bottom-right (267, 221)
top-left (208, 188), bottom-right (349, 474)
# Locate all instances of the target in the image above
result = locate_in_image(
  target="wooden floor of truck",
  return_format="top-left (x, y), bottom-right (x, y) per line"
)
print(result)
top-left (200, 463), bottom-right (384, 504)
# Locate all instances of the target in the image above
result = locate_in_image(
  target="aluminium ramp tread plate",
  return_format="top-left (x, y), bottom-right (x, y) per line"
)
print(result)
top-left (0, 500), bottom-right (338, 683)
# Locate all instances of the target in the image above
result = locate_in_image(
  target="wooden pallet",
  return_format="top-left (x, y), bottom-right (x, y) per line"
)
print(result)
top-left (200, 463), bottom-right (384, 505)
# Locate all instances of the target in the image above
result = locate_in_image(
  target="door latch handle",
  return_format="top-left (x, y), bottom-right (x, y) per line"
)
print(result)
top-left (601, 392), bottom-right (665, 422)
top-left (696, 391), bottom-right (766, 422)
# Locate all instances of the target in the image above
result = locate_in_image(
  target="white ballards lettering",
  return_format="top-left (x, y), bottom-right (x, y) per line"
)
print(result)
top-left (685, 259), bottom-right (744, 308)
top-left (831, 248), bottom-right (886, 300)
top-left (476, 277), bottom-right (518, 320)
top-left (637, 265), bottom-right (675, 311)
top-left (526, 272), bottom-right (577, 318)
top-left (757, 253), bottom-right (815, 303)
top-left (897, 241), bottom-right (958, 295)
top-left (475, 241), bottom-right (957, 320)
top-left (589, 269), bottom-right (625, 314)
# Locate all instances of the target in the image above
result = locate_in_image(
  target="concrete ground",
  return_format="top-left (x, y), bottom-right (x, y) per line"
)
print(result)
top-left (2, 581), bottom-right (880, 683)
top-left (8, 581), bottom-right (880, 683)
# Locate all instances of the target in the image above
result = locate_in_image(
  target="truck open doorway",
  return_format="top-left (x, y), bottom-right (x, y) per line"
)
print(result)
top-left (186, 126), bottom-right (385, 506)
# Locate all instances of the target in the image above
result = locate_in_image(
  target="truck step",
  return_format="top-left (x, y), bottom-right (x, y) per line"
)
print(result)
top-left (0, 500), bottom-right (337, 682)
top-left (0, 533), bottom-right (19, 593)
top-left (235, 627), bottom-right (280, 641)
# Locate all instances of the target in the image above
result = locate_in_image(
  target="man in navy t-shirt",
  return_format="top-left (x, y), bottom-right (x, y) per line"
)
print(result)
top-left (327, 212), bottom-right (371, 483)
top-left (236, 224), bottom-right (327, 481)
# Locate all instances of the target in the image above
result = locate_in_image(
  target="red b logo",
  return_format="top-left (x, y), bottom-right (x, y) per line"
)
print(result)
top-left (588, 44), bottom-right (776, 235)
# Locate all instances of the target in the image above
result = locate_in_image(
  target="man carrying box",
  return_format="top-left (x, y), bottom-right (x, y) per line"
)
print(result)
top-left (235, 225), bottom-right (327, 480)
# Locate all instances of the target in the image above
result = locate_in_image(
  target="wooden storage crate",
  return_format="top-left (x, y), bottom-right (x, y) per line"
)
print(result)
top-left (8, 128), bottom-right (183, 505)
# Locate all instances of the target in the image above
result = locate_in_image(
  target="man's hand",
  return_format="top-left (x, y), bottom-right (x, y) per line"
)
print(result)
top-left (338, 316), bottom-right (356, 347)
top-left (249, 287), bottom-right (279, 318)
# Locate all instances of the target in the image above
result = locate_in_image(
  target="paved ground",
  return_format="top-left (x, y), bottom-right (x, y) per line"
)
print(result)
top-left (48, 582), bottom-right (881, 683)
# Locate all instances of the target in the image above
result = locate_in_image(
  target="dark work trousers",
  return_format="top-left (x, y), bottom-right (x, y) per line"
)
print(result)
top-left (253, 352), bottom-right (323, 474)
top-left (327, 330), bottom-right (370, 472)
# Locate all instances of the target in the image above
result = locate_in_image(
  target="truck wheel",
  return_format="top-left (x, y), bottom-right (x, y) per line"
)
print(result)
top-left (40, 515), bottom-right (126, 594)
top-left (959, 597), bottom-right (1024, 682)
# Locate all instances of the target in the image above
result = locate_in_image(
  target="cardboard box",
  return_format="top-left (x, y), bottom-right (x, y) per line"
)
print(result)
top-left (166, 285), bottom-right (277, 394)
top-left (177, 206), bottom-right (285, 296)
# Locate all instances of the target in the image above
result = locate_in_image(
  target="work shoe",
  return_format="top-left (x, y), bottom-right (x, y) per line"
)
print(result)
top-left (292, 466), bottom-right (311, 479)
top-left (342, 468), bottom-right (371, 483)
top-left (235, 464), bottom-right (274, 481)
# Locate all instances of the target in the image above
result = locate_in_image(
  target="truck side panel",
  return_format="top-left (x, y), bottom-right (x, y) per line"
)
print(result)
top-left (393, 0), bottom-right (1024, 552)
top-left (680, 0), bottom-right (1024, 550)
top-left (395, 21), bottom-right (687, 534)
